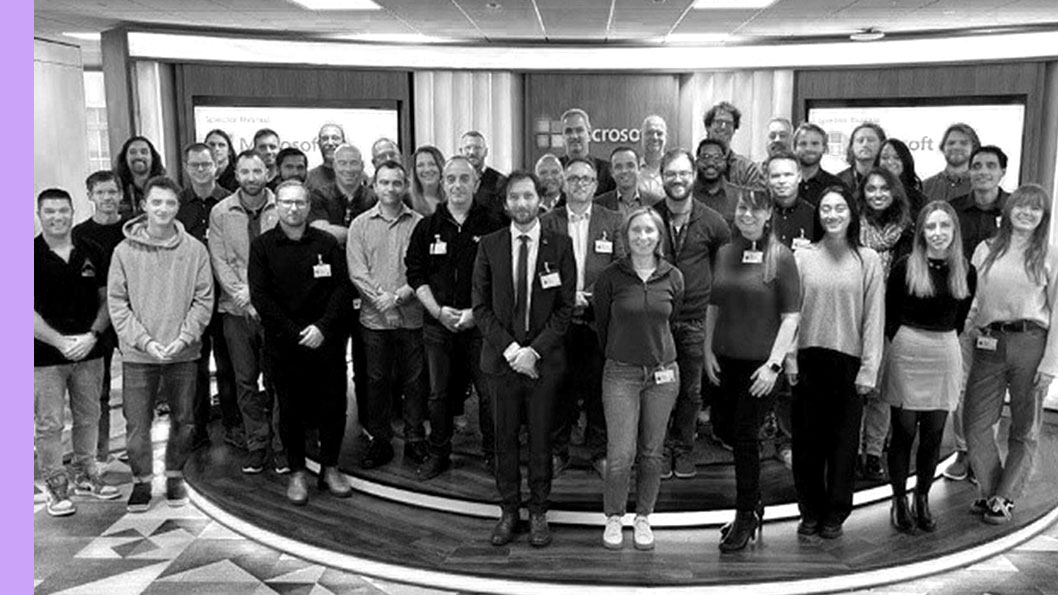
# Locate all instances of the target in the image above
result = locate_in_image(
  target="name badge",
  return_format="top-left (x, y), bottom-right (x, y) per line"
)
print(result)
top-left (312, 255), bottom-right (331, 279)
top-left (792, 236), bottom-right (811, 251)
top-left (594, 239), bottom-right (613, 254)
top-left (540, 271), bottom-right (561, 289)
top-left (976, 335), bottom-right (998, 351)
top-left (742, 250), bottom-right (764, 264)
top-left (654, 368), bottom-right (676, 384)
top-left (430, 235), bottom-right (448, 255)
top-left (81, 261), bottom-right (96, 278)
top-left (995, 215), bottom-right (1002, 229)
top-left (352, 298), bottom-right (362, 310)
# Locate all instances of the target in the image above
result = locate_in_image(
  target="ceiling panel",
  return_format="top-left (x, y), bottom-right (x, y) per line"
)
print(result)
top-left (453, 0), bottom-right (545, 39)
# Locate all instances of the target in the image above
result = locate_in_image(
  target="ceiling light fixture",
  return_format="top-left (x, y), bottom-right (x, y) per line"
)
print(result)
top-left (62, 32), bottom-right (101, 41)
top-left (285, 0), bottom-right (381, 10)
top-left (692, 0), bottom-right (777, 9)
top-left (850, 27), bottom-right (885, 41)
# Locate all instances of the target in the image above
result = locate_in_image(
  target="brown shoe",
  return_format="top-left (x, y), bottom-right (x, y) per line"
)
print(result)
top-left (317, 466), bottom-right (352, 498)
top-left (287, 471), bottom-right (308, 506)
top-left (491, 511), bottom-right (517, 546)
top-left (529, 513), bottom-right (552, 548)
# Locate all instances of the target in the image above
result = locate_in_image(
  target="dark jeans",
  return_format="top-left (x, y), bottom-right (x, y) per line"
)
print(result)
top-left (666, 319), bottom-right (705, 456)
top-left (122, 361), bottom-right (197, 482)
top-left (195, 309), bottom-right (239, 438)
top-left (423, 322), bottom-right (491, 457)
top-left (362, 327), bottom-right (427, 443)
top-left (551, 321), bottom-right (606, 461)
top-left (350, 315), bottom-right (369, 433)
top-left (97, 344), bottom-right (115, 461)
top-left (271, 343), bottom-right (348, 471)
top-left (718, 356), bottom-right (773, 511)
top-left (888, 407), bottom-right (947, 498)
top-left (792, 347), bottom-right (863, 526)
top-left (223, 314), bottom-right (280, 453)
top-left (489, 366), bottom-right (561, 515)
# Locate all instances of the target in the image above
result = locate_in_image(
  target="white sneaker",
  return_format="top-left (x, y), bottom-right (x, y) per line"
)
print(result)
top-left (602, 515), bottom-right (624, 549)
top-left (633, 515), bottom-right (654, 550)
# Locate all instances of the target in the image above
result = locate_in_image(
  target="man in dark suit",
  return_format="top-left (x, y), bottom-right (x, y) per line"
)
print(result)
top-left (559, 108), bottom-right (615, 196)
top-left (472, 170), bottom-right (576, 548)
top-left (541, 157), bottom-right (625, 479)
top-left (460, 130), bottom-right (508, 223)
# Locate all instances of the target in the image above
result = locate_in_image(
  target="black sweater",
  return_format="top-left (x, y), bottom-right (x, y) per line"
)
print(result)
top-left (885, 255), bottom-right (977, 341)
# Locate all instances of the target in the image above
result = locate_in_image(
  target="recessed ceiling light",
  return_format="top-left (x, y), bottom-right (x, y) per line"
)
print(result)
top-left (486, 1), bottom-right (502, 10)
top-left (664, 33), bottom-right (731, 44)
top-left (286, 0), bottom-right (381, 10)
top-left (62, 32), bottom-right (101, 41)
top-left (692, 0), bottom-right (777, 9)
top-left (849, 27), bottom-right (885, 41)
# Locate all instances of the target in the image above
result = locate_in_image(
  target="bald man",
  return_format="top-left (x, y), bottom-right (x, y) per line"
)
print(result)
top-left (534, 153), bottom-right (565, 214)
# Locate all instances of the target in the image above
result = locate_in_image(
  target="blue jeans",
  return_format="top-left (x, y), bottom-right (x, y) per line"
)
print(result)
top-left (666, 319), bottom-right (705, 456)
top-left (963, 326), bottom-right (1046, 502)
top-left (122, 361), bottom-right (197, 482)
top-left (423, 323), bottom-right (491, 457)
top-left (223, 314), bottom-right (281, 454)
top-left (34, 358), bottom-right (104, 481)
top-left (361, 327), bottom-right (427, 443)
top-left (602, 359), bottom-right (679, 517)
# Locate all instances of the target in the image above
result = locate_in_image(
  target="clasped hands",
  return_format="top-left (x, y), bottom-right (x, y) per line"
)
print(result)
top-left (437, 306), bottom-right (474, 333)
top-left (145, 338), bottom-right (187, 361)
top-left (506, 345), bottom-right (539, 379)
top-left (59, 333), bottom-right (97, 361)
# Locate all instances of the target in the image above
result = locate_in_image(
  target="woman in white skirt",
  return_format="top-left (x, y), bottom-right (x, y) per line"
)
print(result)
top-left (884, 201), bottom-right (976, 533)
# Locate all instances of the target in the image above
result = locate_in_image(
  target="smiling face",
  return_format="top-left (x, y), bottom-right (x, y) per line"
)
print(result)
top-left (254, 134), bottom-right (279, 169)
top-left (970, 151), bottom-right (1005, 194)
top-left (88, 179), bottom-right (121, 217)
top-left (922, 208), bottom-right (955, 256)
top-left (706, 108), bottom-right (736, 147)
top-left (662, 154), bottom-right (695, 202)
top-left (318, 125), bottom-right (344, 163)
top-left (460, 135), bottom-right (488, 170)
top-left (863, 173), bottom-right (894, 213)
top-left (373, 165), bottom-right (407, 208)
top-left (627, 211), bottom-right (661, 258)
top-left (819, 191), bottom-right (852, 238)
top-left (506, 178), bottom-right (541, 226)
top-left (143, 186), bottom-right (179, 230)
top-left (334, 146), bottom-right (365, 188)
top-left (562, 113), bottom-right (591, 159)
top-left (696, 143), bottom-right (726, 182)
top-left (766, 120), bottom-right (792, 156)
top-left (535, 157), bottom-right (564, 197)
top-left (443, 159), bottom-right (479, 210)
top-left (795, 129), bottom-right (825, 168)
top-left (126, 140), bottom-right (153, 175)
top-left (1010, 200), bottom-right (1045, 234)
top-left (235, 154), bottom-right (267, 197)
top-left (641, 117), bottom-right (667, 156)
top-left (610, 149), bottom-right (639, 191)
top-left (942, 130), bottom-right (973, 168)
top-left (415, 152), bottom-right (441, 188)
top-left (38, 197), bottom-right (73, 238)
top-left (205, 133), bottom-right (230, 168)
top-left (735, 197), bottom-right (771, 241)
top-left (879, 144), bottom-right (904, 178)
top-left (564, 161), bottom-right (597, 206)
top-left (184, 148), bottom-right (216, 187)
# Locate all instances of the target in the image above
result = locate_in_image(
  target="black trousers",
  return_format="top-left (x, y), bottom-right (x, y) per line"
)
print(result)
top-left (194, 308), bottom-right (238, 437)
top-left (270, 342), bottom-right (347, 471)
top-left (888, 407), bottom-right (947, 498)
top-left (551, 322), bottom-right (606, 461)
top-left (792, 347), bottom-right (863, 526)
top-left (423, 323), bottom-right (491, 457)
top-left (489, 365), bottom-right (561, 515)
top-left (717, 356), bottom-right (772, 511)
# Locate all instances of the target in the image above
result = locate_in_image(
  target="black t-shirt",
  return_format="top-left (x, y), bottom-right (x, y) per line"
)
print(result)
top-left (34, 235), bottom-right (109, 366)
top-left (72, 218), bottom-right (126, 256)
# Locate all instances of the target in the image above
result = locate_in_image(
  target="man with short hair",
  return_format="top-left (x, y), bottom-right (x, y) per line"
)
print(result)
top-left (268, 147), bottom-right (308, 192)
top-left (702, 101), bottom-right (765, 191)
top-left (559, 108), bottom-right (615, 196)
top-left (406, 156), bottom-right (504, 480)
top-left (542, 158), bottom-right (625, 479)
top-left (768, 151), bottom-right (817, 250)
top-left (35, 188), bottom-right (121, 516)
top-left (595, 146), bottom-right (656, 217)
top-left (176, 143), bottom-right (241, 452)
top-left (371, 137), bottom-right (403, 169)
top-left (209, 150), bottom-right (285, 475)
top-left (692, 138), bottom-right (760, 229)
top-left (952, 145), bottom-right (1010, 258)
top-left (347, 160), bottom-right (428, 470)
top-left (923, 123), bottom-right (981, 203)
top-left (108, 176), bottom-right (214, 513)
top-left (460, 130), bottom-right (508, 222)
top-left (534, 153), bottom-right (565, 213)
top-left (253, 128), bottom-right (281, 185)
top-left (473, 170), bottom-right (575, 548)
top-left (638, 114), bottom-right (668, 204)
top-left (305, 123), bottom-right (346, 193)
top-left (837, 122), bottom-right (887, 193)
top-left (765, 117), bottom-right (794, 158)
top-left (655, 148), bottom-right (731, 479)
top-left (249, 181), bottom-right (353, 505)
top-left (308, 144), bottom-right (376, 247)
top-left (73, 171), bottom-right (127, 462)
top-left (793, 123), bottom-right (846, 206)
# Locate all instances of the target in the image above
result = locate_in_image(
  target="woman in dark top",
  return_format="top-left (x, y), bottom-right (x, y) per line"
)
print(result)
top-left (879, 139), bottom-right (927, 220)
top-left (884, 201), bottom-right (976, 533)
top-left (205, 129), bottom-right (238, 193)
top-left (593, 206), bottom-right (684, 551)
top-left (705, 191), bottom-right (801, 551)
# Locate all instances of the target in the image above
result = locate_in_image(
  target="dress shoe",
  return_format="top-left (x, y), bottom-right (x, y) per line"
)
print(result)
top-left (551, 454), bottom-right (570, 478)
top-left (491, 511), bottom-right (517, 546)
top-left (360, 439), bottom-right (394, 470)
top-left (861, 454), bottom-right (886, 482)
top-left (914, 493), bottom-right (936, 532)
top-left (819, 522), bottom-right (843, 539)
top-left (287, 471), bottom-right (308, 506)
top-left (797, 518), bottom-right (819, 536)
top-left (403, 441), bottom-right (430, 466)
top-left (529, 513), bottom-right (552, 548)
top-left (891, 494), bottom-right (915, 533)
top-left (317, 466), bottom-right (352, 498)
top-left (591, 457), bottom-right (608, 479)
top-left (418, 454), bottom-right (451, 481)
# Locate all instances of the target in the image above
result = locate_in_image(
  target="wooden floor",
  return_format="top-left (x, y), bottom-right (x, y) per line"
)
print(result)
top-left (184, 411), bottom-right (1058, 588)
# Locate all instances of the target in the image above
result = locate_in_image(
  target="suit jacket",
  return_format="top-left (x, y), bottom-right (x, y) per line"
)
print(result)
top-left (539, 204), bottom-right (626, 297)
top-left (473, 166), bottom-right (509, 223)
top-left (472, 226), bottom-right (576, 375)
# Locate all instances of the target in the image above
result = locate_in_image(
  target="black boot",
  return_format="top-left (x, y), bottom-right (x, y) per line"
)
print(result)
top-left (720, 501), bottom-right (763, 539)
top-left (719, 509), bottom-right (761, 552)
top-left (914, 492), bottom-right (936, 532)
top-left (890, 494), bottom-right (914, 533)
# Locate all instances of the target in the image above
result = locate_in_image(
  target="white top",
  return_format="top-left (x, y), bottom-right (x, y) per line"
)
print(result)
top-left (509, 219), bottom-right (541, 332)
top-left (567, 204), bottom-right (592, 293)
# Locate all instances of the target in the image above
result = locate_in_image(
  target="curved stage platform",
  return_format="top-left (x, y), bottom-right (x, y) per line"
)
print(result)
top-left (185, 410), bottom-right (1058, 593)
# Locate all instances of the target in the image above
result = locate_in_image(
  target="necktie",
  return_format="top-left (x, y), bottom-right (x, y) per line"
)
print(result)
top-left (515, 234), bottom-right (529, 338)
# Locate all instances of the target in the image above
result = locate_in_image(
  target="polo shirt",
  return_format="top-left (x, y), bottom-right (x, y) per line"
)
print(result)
top-left (34, 235), bottom-right (108, 366)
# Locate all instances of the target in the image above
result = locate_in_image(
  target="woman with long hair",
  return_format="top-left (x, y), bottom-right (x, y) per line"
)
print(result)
top-left (594, 207), bottom-right (684, 551)
top-left (790, 185), bottom-right (885, 539)
top-left (963, 184), bottom-right (1058, 524)
top-left (205, 129), bottom-right (238, 192)
top-left (884, 201), bottom-right (976, 533)
top-left (878, 139), bottom-right (926, 220)
top-left (705, 191), bottom-right (800, 551)
top-left (408, 145), bottom-right (445, 216)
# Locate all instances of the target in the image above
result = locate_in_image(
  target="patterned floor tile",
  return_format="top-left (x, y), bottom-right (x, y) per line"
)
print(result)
top-left (156, 559), bottom-right (263, 583)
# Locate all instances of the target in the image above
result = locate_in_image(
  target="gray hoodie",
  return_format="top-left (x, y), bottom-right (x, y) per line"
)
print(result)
top-left (107, 215), bottom-right (214, 364)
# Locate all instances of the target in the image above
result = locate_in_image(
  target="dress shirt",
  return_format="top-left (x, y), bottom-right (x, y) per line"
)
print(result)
top-left (567, 204), bottom-right (592, 293)
top-left (346, 202), bottom-right (423, 330)
top-left (510, 220), bottom-right (541, 333)
top-left (638, 158), bottom-right (664, 204)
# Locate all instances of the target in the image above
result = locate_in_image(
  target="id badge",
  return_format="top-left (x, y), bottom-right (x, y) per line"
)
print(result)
top-left (352, 298), bottom-right (362, 310)
top-left (430, 235), bottom-right (448, 255)
top-left (654, 368), bottom-right (676, 384)
top-left (792, 237), bottom-right (811, 251)
top-left (742, 250), bottom-right (764, 264)
top-left (976, 335), bottom-right (998, 351)
top-left (540, 271), bottom-right (561, 289)
top-left (313, 263), bottom-right (332, 278)
top-left (594, 239), bottom-right (613, 254)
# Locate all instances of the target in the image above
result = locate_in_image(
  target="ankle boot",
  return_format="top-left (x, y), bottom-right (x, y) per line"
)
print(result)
top-left (914, 492), bottom-right (936, 532)
top-left (719, 509), bottom-right (760, 552)
top-left (890, 494), bottom-right (914, 533)
top-left (721, 501), bottom-right (764, 540)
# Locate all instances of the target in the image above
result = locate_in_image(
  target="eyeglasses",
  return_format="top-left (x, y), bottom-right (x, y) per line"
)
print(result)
top-left (566, 176), bottom-right (597, 186)
top-left (276, 199), bottom-right (308, 209)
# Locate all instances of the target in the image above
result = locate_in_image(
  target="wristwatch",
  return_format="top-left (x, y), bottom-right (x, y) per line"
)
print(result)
top-left (768, 361), bottom-right (782, 373)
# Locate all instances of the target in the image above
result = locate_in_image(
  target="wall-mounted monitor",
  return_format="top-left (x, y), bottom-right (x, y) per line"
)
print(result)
top-left (192, 99), bottom-right (400, 174)
top-left (807, 99), bottom-right (1025, 193)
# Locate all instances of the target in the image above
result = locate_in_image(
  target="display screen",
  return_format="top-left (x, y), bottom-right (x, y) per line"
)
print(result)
top-left (192, 102), bottom-right (400, 173)
top-left (807, 102), bottom-right (1024, 192)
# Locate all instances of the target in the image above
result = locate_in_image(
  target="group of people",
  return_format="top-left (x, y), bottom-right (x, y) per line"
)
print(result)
top-left (35, 100), bottom-right (1055, 555)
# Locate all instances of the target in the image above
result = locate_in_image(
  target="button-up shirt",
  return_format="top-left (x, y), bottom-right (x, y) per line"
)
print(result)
top-left (177, 184), bottom-right (229, 245)
top-left (346, 202), bottom-right (423, 330)
top-left (510, 220), bottom-right (541, 331)
top-left (638, 158), bottom-right (664, 204)
top-left (567, 204), bottom-right (592, 293)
